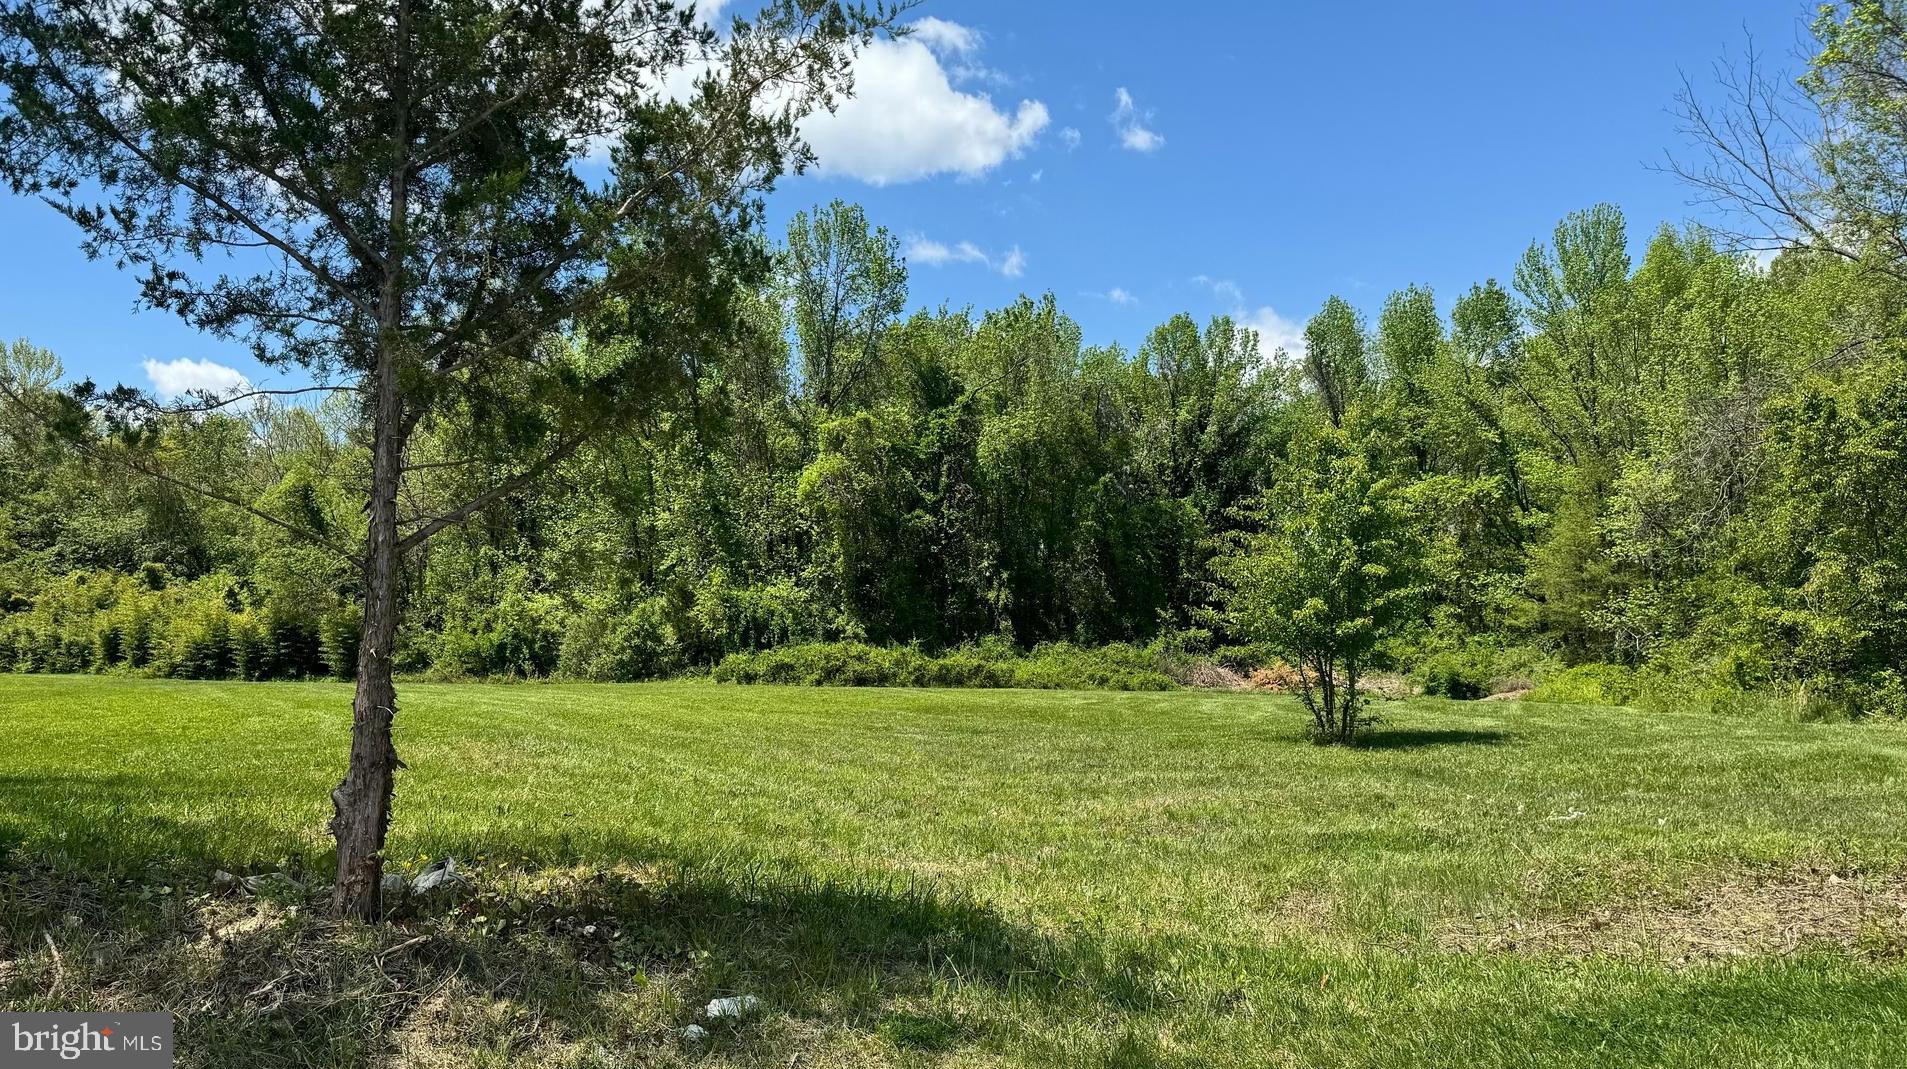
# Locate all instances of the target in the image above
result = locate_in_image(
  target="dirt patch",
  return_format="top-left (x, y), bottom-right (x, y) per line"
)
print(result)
top-left (1357, 673), bottom-right (1416, 701)
top-left (1447, 866), bottom-right (1907, 964)
top-left (1478, 688), bottom-right (1533, 702)
top-left (1237, 663), bottom-right (1417, 700)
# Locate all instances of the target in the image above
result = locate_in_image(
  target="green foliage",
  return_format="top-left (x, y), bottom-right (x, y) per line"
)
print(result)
top-left (1527, 663), bottom-right (1640, 706)
top-left (1413, 645), bottom-right (1541, 700)
top-left (425, 564), bottom-right (564, 680)
top-left (9, 6), bottom-right (1907, 731)
top-left (0, 562), bottom-right (357, 682)
top-left (712, 640), bottom-right (1179, 691)
top-left (1415, 652), bottom-right (1491, 700)
top-left (318, 607), bottom-right (360, 681)
top-left (1300, 297), bottom-right (1369, 428)
top-left (1219, 429), bottom-right (1431, 741)
top-left (9, 199), bottom-right (1907, 713)
top-left (10, 18), bottom-right (1907, 713)
top-left (786, 200), bottom-right (908, 412)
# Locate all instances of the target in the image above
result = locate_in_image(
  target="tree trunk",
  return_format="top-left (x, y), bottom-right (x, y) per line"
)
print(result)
top-left (333, 0), bottom-right (413, 921)
top-left (1339, 662), bottom-right (1361, 745)
top-left (331, 344), bottom-right (406, 920)
top-left (1314, 655), bottom-right (1337, 740)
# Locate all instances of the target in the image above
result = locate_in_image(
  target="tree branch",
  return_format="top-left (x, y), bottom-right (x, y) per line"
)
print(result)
top-left (0, 374), bottom-right (363, 568)
top-left (395, 428), bottom-right (591, 553)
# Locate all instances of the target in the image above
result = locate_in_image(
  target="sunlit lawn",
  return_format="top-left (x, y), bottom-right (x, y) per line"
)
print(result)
top-left (2, 675), bottom-right (1905, 1067)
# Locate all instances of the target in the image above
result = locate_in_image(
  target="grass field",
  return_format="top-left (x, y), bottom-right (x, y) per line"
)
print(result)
top-left (2, 675), bottom-right (1905, 1067)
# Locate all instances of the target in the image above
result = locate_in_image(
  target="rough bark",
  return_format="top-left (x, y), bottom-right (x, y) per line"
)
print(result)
top-left (329, 343), bottom-right (406, 920)
top-left (332, 0), bottom-right (412, 920)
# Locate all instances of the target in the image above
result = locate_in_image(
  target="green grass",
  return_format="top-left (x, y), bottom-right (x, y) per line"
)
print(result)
top-left (2, 675), bottom-right (1905, 1067)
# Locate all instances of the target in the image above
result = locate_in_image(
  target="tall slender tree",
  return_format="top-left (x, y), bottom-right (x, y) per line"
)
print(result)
top-left (1300, 296), bottom-right (1368, 428)
top-left (785, 198), bottom-right (907, 412)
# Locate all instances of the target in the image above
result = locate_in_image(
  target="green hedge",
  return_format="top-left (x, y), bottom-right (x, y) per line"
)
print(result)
top-left (0, 568), bottom-right (356, 681)
top-left (711, 640), bottom-right (1180, 691)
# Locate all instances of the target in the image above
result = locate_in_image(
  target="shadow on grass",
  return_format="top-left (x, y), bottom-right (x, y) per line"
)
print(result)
top-left (0, 772), bottom-right (1190, 1066)
top-left (1354, 728), bottom-right (1510, 750)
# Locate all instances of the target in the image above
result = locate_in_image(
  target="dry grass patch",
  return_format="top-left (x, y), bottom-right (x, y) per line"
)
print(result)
top-left (1449, 865), bottom-right (1907, 964)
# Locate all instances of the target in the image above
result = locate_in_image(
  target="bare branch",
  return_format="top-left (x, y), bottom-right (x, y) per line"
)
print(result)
top-left (150, 384), bottom-right (357, 415)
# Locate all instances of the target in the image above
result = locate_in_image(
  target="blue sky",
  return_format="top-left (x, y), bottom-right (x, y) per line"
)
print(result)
top-left (0, 0), bottom-right (1813, 396)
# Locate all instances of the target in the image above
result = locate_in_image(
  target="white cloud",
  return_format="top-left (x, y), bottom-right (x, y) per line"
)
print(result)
top-left (1107, 286), bottom-right (1137, 306)
top-left (1191, 274), bottom-right (1244, 307)
top-left (143, 357), bottom-right (250, 399)
top-left (905, 236), bottom-right (957, 266)
top-left (626, 18), bottom-right (1041, 183)
top-left (1059, 127), bottom-right (1081, 150)
top-left (1192, 277), bottom-right (1303, 356)
top-left (909, 17), bottom-right (1012, 87)
top-left (801, 26), bottom-right (1048, 184)
top-left (1240, 306), bottom-right (1305, 357)
top-left (907, 233), bottom-right (1024, 277)
top-left (910, 16), bottom-right (980, 56)
top-left (1110, 87), bottom-right (1164, 153)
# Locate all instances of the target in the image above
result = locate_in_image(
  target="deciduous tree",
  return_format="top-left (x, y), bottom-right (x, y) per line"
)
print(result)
top-left (1220, 429), bottom-right (1428, 745)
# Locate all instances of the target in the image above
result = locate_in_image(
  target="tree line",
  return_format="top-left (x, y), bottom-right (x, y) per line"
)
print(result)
top-left (7, 192), bottom-right (1906, 720)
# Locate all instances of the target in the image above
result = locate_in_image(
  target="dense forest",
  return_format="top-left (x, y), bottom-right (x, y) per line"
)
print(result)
top-left (4, 4), bottom-right (1907, 721)
top-left (6, 197), bottom-right (1903, 717)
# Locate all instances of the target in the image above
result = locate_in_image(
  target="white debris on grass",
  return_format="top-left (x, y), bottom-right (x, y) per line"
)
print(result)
top-left (411, 857), bottom-right (471, 896)
top-left (704, 994), bottom-right (761, 1020)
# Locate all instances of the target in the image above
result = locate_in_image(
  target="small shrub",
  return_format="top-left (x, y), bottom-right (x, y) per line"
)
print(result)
top-left (1526, 663), bottom-right (1639, 706)
top-left (164, 605), bottom-right (237, 679)
top-left (320, 607), bottom-right (361, 680)
top-left (231, 615), bottom-right (268, 680)
top-left (1409, 641), bottom-right (1560, 700)
top-left (259, 611), bottom-right (327, 680)
top-left (586, 599), bottom-right (686, 681)
top-left (1416, 649), bottom-right (1492, 699)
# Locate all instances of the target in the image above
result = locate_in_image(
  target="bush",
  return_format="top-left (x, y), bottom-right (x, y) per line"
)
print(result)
top-left (257, 611), bottom-right (327, 680)
top-left (159, 596), bottom-right (240, 679)
top-left (319, 607), bottom-right (360, 680)
top-left (556, 596), bottom-right (683, 681)
top-left (1526, 663), bottom-right (1639, 706)
top-left (711, 640), bottom-right (1177, 691)
top-left (1416, 649), bottom-right (1493, 699)
top-left (0, 567), bottom-right (354, 682)
top-left (1008, 642), bottom-right (1178, 691)
top-left (1409, 641), bottom-right (1560, 700)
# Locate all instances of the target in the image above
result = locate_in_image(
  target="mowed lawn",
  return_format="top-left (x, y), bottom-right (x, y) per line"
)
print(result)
top-left (2, 675), bottom-right (1906, 1068)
